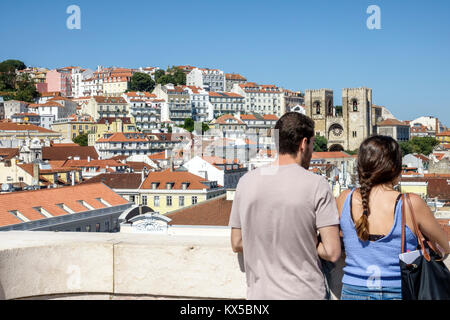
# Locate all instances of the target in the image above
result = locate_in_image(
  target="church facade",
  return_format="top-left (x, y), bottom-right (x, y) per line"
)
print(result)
top-left (304, 87), bottom-right (374, 151)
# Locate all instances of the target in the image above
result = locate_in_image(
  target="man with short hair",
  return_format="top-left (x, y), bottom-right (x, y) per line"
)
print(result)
top-left (229, 112), bottom-right (341, 300)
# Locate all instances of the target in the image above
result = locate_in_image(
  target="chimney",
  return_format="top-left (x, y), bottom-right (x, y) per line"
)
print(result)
top-left (87, 156), bottom-right (91, 162)
top-left (141, 170), bottom-right (145, 184)
top-left (435, 117), bottom-right (439, 135)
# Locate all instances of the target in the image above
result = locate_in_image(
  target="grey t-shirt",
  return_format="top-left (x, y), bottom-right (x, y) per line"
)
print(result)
top-left (229, 163), bottom-right (339, 300)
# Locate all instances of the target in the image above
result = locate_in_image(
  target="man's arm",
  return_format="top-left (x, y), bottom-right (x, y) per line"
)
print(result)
top-left (231, 227), bottom-right (243, 253)
top-left (317, 225), bottom-right (341, 262)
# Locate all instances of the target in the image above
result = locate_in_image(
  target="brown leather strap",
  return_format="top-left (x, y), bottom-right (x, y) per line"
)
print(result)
top-left (401, 194), bottom-right (406, 254)
top-left (405, 193), bottom-right (431, 261)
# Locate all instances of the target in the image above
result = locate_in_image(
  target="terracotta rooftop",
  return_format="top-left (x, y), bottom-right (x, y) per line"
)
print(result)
top-left (50, 159), bottom-right (125, 169)
top-left (42, 146), bottom-right (99, 161)
top-left (209, 92), bottom-right (243, 98)
top-left (97, 132), bottom-right (147, 143)
top-left (212, 114), bottom-right (245, 125)
top-left (93, 96), bottom-right (127, 104)
top-left (140, 170), bottom-right (210, 190)
top-left (436, 131), bottom-right (450, 136)
top-left (167, 194), bottom-right (231, 226)
top-left (0, 148), bottom-right (19, 160)
top-left (225, 73), bottom-right (247, 81)
top-left (377, 119), bottom-right (409, 126)
top-left (0, 183), bottom-right (128, 227)
top-left (81, 173), bottom-right (143, 189)
top-left (0, 123), bottom-right (56, 133)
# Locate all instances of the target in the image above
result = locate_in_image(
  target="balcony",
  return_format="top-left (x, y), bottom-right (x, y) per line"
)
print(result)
top-left (0, 231), bottom-right (246, 300)
top-left (0, 231), bottom-right (447, 300)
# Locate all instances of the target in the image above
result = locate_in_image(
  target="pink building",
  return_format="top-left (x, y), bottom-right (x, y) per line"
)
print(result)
top-left (45, 68), bottom-right (73, 97)
top-left (35, 82), bottom-right (48, 94)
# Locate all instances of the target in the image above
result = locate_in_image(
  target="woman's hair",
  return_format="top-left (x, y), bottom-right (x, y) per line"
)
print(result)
top-left (355, 135), bottom-right (402, 241)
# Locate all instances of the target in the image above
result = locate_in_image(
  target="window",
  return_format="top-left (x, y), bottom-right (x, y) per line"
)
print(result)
top-left (130, 195), bottom-right (135, 203)
top-left (77, 200), bottom-right (94, 210)
top-left (76, 227), bottom-right (81, 232)
top-left (192, 196), bottom-right (198, 205)
top-left (166, 196), bottom-right (172, 206)
top-left (352, 131), bottom-right (357, 138)
top-left (85, 225), bottom-right (91, 232)
top-left (56, 203), bottom-right (75, 214)
top-left (96, 197), bottom-right (111, 207)
top-left (179, 196), bottom-right (184, 207)
top-left (154, 196), bottom-right (160, 207)
top-left (142, 195), bottom-right (147, 205)
top-left (105, 221), bottom-right (110, 232)
top-left (96, 223), bottom-right (101, 232)
top-left (352, 100), bottom-right (358, 112)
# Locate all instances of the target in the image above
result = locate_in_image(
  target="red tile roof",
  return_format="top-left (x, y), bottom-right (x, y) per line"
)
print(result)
top-left (225, 73), bottom-right (247, 81)
top-left (97, 132), bottom-right (147, 143)
top-left (213, 114), bottom-right (245, 125)
top-left (51, 159), bottom-right (125, 169)
top-left (0, 123), bottom-right (56, 133)
top-left (148, 151), bottom-right (167, 160)
top-left (140, 170), bottom-right (210, 190)
top-left (377, 119), bottom-right (409, 126)
top-left (0, 183), bottom-right (128, 227)
top-left (436, 131), bottom-right (450, 136)
top-left (81, 173), bottom-right (143, 189)
top-left (93, 96), bottom-right (127, 104)
top-left (42, 146), bottom-right (99, 161)
top-left (167, 194), bottom-right (231, 226)
top-left (0, 148), bottom-right (19, 160)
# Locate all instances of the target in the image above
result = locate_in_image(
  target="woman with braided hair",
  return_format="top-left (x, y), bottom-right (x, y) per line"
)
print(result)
top-left (335, 135), bottom-right (449, 300)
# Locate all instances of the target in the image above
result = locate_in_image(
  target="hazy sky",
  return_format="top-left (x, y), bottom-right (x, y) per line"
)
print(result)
top-left (1, 0), bottom-right (449, 125)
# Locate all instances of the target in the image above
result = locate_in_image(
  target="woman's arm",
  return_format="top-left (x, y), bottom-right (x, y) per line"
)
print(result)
top-left (408, 193), bottom-right (449, 256)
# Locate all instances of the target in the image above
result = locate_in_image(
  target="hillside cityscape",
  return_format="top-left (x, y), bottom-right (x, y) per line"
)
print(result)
top-left (0, 59), bottom-right (448, 238)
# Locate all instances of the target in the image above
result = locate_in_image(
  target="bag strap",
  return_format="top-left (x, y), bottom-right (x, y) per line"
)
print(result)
top-left (404, 193), bottom-right (431, 261)
top-left (401, 193), bottom-right (406, 254)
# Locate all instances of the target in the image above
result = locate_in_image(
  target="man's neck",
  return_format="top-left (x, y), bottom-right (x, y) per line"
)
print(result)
top-left (275, 154), bottom-right (300, 166)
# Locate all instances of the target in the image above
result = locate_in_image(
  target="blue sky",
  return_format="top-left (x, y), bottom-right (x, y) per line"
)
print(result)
top-left (1, 0), bottom-right (449, 125)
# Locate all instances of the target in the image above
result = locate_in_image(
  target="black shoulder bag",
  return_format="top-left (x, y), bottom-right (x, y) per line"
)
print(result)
top-left (400, 193), bottom-right (450, 300)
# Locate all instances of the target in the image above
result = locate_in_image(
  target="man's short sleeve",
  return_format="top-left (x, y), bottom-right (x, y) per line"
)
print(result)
top-left (228, 178), bottom-right (244, 229)
top-left (315, 177), bottom-right (340, 229)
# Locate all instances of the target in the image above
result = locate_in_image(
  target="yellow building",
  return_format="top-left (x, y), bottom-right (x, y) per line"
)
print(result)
top-left (88, 117), bottom-right (137, 146)
top-left (436, 130), bottom-right (450, 143)
top-left (137, 169), bottom-right (225, 215)
top-left (51, 116), bottom-right (95, 140)
top-left (0, 159), bottom-right (38, 188)
top-left (0, 122), bottom-right (62, 142)
top-left (399, 178), bottom-right (428, 199)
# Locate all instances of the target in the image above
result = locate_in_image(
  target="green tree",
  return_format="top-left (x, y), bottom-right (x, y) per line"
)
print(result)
top-left (399, 136), bottom-right (440, 156)
top-left (173, 69), bottom-right (186, 85)
top-left (313, 135), bottom-right (328, 152)
top-left (202, 122), bottom-right (210, 134)
top-left (182, 118), bottom-right (195, 132)
top-left (72, 133), bottom-right (89, 146)
top-left (0, 59), bottom-right (26, 72)
top-left (154, 69), bottom-right (165, 82)
top-left (0, 59), bottom-right (27, 91)
top-left (129, 72), bottom-right (155, 92)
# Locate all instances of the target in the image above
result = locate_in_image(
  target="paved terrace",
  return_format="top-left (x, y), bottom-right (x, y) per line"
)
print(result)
top-left (0, 231), bottom-right (448, 300)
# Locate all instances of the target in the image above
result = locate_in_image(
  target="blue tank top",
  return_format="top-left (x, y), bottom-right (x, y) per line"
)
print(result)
top-left (340, 189), bottom-right (418, 288)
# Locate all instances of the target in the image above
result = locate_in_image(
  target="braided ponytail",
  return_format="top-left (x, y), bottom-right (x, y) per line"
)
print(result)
top-left (355, 179), bottom-right (373, 241)
top-left (355, 135), bottom-right (403, 242)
